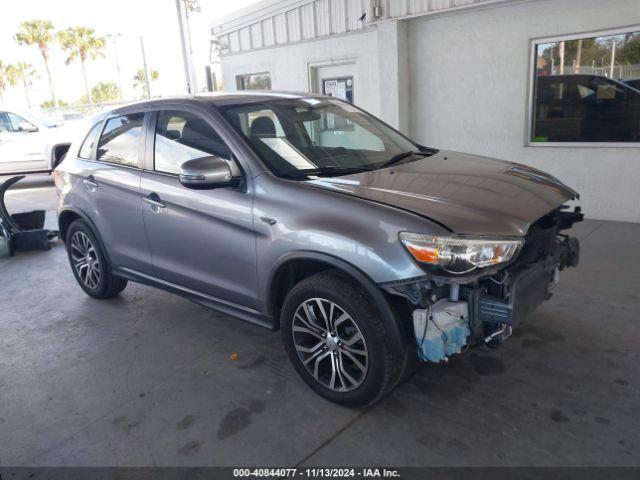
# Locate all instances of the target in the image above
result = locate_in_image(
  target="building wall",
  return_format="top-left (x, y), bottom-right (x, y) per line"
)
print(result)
top-left (212, 0), bottom-right (507, 55)
top-left (408, 0), bottom-right (640, 222)
top-left (219, 29), bottom-right (382, 117)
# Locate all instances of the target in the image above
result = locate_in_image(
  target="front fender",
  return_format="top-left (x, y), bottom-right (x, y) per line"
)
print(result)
top-left (266, 250), bottom-right (408, 360)
top-left (253, 173), bottom-right (446, 286)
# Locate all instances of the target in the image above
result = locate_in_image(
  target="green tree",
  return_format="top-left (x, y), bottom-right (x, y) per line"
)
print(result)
top-left (0, 60), bottom-right (9, 103)
top-left (16, 20), bottom-right (59, 107)
top-left (58, 26), bottom-right (105, 105)
top-left (617, 33), bottom-right (640, 65)
top-left (6, 63), bottom-right (38, 109)
top-left (133, 68), bottom-right (159, 98)
top-left (80, 81), bottom-right (120, 104)
top-left (40, 99), bottom-right (68, 109)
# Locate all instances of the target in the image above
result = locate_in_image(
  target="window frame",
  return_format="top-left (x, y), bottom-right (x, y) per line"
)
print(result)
top-left (141, 106), bottom-right (250, 190)
top-left (526, 25), bottom-right (640, 148)
top-left (94, 112), bottom-right (147, 169)
top-left (151, 109), bottom-right (234, 176)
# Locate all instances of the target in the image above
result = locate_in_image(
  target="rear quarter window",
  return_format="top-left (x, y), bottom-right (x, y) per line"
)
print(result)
top-left (78, 122), bottom-right (103, 160)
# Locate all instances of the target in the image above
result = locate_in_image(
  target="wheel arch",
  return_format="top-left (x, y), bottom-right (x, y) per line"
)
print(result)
top-left (58, 207), bottom-right (111, 264)
top-left (266, 251), bottom-right (407, 360)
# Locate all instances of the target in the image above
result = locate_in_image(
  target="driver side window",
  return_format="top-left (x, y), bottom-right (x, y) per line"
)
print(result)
top-left (154, 110), bottom-right (232, 175)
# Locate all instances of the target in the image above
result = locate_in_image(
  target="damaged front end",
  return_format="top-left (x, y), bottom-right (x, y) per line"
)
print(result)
top-left (384, 206), bottom-right (583, 362)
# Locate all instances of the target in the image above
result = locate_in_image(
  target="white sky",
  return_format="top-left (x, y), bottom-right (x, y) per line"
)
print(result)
top-left (0, 0), bottom-right (261, 110)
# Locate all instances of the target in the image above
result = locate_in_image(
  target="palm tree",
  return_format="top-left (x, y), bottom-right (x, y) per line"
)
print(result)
top-left (133, 68), bottom-right (159, 98)
top-left (15, 20), bottom-right (59, 108)
top-left (6, 63), bottom-right (39, 109)
top-left (58, 27), bottom-right (105, 105)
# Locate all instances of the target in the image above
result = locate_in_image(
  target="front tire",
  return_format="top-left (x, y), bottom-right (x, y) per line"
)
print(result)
top-left (281, 271), bottom-right (401, 407)
top-left (66, 219), bottom-right (127, 299)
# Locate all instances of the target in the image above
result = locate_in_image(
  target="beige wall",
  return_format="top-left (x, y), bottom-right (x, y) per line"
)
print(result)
top-left (219, 29), bottom-right (382, 118)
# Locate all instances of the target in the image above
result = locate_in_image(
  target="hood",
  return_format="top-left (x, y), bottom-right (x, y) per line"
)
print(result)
top-left (305, 150), bottom-right (578, 237)
top-left (42, 122), bottom-right (83, 143)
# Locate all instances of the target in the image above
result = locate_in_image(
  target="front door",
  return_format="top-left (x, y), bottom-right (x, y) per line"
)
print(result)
top-left (140, 109), bottom-right (259, 310)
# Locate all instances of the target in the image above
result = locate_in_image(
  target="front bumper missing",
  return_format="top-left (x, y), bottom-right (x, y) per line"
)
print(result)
top-left (384, 232), bottom-right (581, 362)
top-left (468, 260), bottom-right (552, 328)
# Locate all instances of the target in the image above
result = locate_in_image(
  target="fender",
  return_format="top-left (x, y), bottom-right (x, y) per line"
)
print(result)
top-left (266, 250), bottom-right (407, 360)
top-left (58, 206), bottom-right (112, 265)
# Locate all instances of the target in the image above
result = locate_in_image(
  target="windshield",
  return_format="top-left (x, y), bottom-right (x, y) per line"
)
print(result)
top-left (220, 97), bottom-right (435, 178)
top-left (21, 111), bottom-right (59, 128)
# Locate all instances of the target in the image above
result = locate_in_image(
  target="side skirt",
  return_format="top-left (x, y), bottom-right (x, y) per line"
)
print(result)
top-left (1, 169), bottom-right (51, 176)
top-left (112, 266), bottom-right (274, 330)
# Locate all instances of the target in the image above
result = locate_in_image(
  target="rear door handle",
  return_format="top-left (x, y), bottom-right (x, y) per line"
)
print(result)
top-left (83, 179), bottom-right (98, 191)
top-left (143, 193), bottom-right (166, 211)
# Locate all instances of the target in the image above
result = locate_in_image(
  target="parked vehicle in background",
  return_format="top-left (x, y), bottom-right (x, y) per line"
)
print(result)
top-left (55, 93), bottom-right (582, 406)
top-left (623, 78), bottom-right (640, 92)
top-left (53, 110), bottom-right (85, 124)
top-left (0, 108), bottom-right (74, 175)
top-left (533, 74), bottom-right (640, 142)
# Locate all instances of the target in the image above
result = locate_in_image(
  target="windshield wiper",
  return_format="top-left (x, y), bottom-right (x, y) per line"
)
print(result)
top-left (284, 166), bottom-right (372, 179)
top-left (378, 150), bottom-right (431, 170)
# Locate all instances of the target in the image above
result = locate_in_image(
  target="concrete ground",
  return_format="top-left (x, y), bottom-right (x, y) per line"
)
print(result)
top-left (0, 178), bottom-right (638, 467)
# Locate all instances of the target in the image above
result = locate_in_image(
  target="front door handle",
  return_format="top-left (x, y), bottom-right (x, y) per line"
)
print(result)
top-left (83, 179), bottom-right (98, 191)
top-left (143, 193), bottom-right (166, 211)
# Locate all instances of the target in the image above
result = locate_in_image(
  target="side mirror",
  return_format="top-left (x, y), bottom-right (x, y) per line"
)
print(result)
top-left (179, 156), bottom-right (237, 189)
top-left (18, 121), bottom-right (38, 132)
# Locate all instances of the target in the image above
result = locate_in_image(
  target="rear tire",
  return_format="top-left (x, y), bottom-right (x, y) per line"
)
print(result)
top-left (281, 271), bottom-right (402, 407)
top-left (66, 219), bottom-right (127, 299)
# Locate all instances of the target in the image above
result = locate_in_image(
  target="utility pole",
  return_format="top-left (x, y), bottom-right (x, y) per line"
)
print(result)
top-left (107, 33), bottom-right (124, 99)
top-left (140, 36), bottom-right (151, 99)
top-left (610, 39), bottom-right (617, 79)
top-left (175, 0), bottom-right (198, 94)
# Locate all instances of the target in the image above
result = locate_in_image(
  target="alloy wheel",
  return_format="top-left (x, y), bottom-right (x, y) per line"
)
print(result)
top-left (292, 298), bottom-right (369, 392)
top-left (70, 231), bottom-right (101, 289)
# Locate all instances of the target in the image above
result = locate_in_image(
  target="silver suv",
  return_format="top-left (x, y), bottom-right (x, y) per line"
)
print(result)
top-left (55, 93), bottom-right (582, 406)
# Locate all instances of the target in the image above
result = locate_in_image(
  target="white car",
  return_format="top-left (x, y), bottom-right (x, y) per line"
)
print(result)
top-left (0, 108), bottom-right (76, 176)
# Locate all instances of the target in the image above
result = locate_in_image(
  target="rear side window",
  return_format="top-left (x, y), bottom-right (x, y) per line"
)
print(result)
top-left (78, 122), bottom-right (102, 159)
top-left (154, 110), bottom-right (231, 174)
top-left (97, 113), bottom-right (144, 167)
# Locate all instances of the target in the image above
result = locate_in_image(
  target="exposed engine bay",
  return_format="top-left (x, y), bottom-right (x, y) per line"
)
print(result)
top-left (385, 206), bottom-right (583, 362)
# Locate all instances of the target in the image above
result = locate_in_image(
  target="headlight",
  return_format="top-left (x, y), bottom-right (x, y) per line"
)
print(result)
top-left (399, 233), bottom-right (523, 274)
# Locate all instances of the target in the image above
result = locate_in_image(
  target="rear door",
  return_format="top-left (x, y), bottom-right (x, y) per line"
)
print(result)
top-left (77, 112), bottom-right (152, 273)
top-left (139, 108), bottom-right (259, 309)
top-left (0, 111), bottom-right (48, 174)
